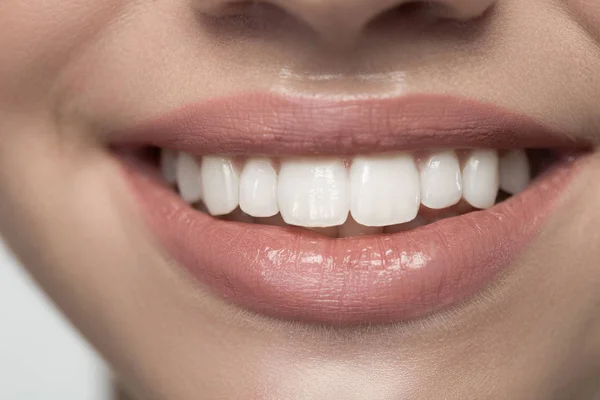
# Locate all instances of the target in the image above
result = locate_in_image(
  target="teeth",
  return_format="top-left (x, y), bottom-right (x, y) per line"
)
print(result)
top-left (420, 150), bottom-right (463, 210)
top-left (175, 152), bottom-right (203, 204)
top-left (278, 158), bottom-right (349, 228)
top-left (170, 148), bottom-right (532, 233)
top-left (201, 156), bottom-right (240, 216)
top-left (349, 154), bottom-right (420, 227)
top-left (239, 158), bottom-right (279, 218)
top-left (499, 150), bottom-right (531, 195)
top-left (462, 149), bottom-right (500, 209)
top-left (161, 149), bottom-right (178, 185)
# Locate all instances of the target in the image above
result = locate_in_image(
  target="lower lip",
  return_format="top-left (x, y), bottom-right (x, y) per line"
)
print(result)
top-left (125, 157), bottom-right (580, 325)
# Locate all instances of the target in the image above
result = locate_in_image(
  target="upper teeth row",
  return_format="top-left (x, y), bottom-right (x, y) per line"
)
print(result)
top-left (162, 149), bottom-right (531, 228)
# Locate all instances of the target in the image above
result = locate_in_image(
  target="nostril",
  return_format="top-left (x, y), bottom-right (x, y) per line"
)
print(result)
top-left (366, 1), bottom-right (492, 39)
top-left (367, 1), bottom-right (444, 31)
top-left (367, 0), bottom-right (493, 32)
top-left (387, 1), bottom-right (432, 16)
top-left (198, 1), bottom-right (296, 36)
top-left (197, 0), bottom-right (495, 49)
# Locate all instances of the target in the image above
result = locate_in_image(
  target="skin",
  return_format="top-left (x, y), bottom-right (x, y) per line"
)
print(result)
top-left (1, 0), bottom-right (600, 399)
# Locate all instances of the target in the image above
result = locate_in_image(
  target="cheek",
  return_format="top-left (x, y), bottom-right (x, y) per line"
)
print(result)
top-left (0, 0), bottom-right (125, 105)
top-left (565, 1), bottom-right (600, 39)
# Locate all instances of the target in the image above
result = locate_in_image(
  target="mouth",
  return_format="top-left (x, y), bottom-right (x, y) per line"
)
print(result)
top-left (114, 93), bottom-right (588, 325)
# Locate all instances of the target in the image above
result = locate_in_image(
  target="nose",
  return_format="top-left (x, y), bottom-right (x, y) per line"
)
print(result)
top-left (198, 0), bottom-right (496, 47)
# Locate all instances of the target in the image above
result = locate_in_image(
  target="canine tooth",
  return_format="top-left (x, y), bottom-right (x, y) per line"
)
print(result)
top-left (201, 156), bottom-right (240, 216)
top-left (462, 149), bottom-right (500, 209)
top-left (499, 150), bottom-right (531, 195)
top-left (161, 149), bottom-right (178, 184)
top-left (175, 152), bottom-right (203, 204)
top-left (420, 150), bottom-right (463, 209)
top-left (349, 154), bottom-right (420, 227)
top-left (339, 216), bottom-right (383, 238)
top-left (239, 158), bottom-right (279, 218)
top-left (278, 158), bottom-right (349, 228)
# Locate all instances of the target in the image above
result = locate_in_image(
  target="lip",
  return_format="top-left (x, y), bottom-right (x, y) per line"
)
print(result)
top-left (118, 93), bottom-right (584, 325)
top-left (116, 93), bottom-right (581, 155)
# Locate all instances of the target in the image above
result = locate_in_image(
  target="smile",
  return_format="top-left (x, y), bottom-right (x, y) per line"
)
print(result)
top-left (115, 93), bottom-right (588, 325)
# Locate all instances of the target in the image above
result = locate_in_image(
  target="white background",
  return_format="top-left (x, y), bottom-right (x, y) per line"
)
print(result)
top-left (0, 240), bottom-right (112, 400)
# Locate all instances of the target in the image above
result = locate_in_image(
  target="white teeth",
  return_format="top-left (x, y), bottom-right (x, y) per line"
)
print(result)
top-left (499, 150), bottom-right (531, 195)
top-left (239, 158), bottom-right (279, 218)
top-left (171, 148), bottom-right (530, 233)
top-left (462, 149), bottom-right (500, 209)
top-left (349, 154), bottom-right (420, 227)
top-left (161, 149), bottom-right (178, 185)
top-left (278, 158), bottom-right (349, 228)
top-left (420, 150), bottom-right (463, 210)
top-left (175, 152), bottom-right (203, 204)
top-left (201, 156), bottom-right (240, 216)
top-left (339, 216), bottom-right (383, 238)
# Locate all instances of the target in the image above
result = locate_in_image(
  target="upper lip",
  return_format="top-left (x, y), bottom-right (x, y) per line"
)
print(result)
top-left (116, 93), bottom-right (585, 155)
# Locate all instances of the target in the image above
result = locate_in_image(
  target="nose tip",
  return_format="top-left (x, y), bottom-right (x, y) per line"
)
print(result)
top-left (199, 0), bottom-right (496, 48)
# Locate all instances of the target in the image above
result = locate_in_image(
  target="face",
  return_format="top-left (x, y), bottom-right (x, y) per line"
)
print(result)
top-left (1, 0), bottom-right (600, 399)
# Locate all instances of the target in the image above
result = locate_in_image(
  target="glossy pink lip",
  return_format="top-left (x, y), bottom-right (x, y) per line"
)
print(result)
top-left (118, 93), bottom-right (583, 325)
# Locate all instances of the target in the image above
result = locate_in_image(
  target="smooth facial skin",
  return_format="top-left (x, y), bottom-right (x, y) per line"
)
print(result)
top-left (1, 1), bottom-right (600, 399)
